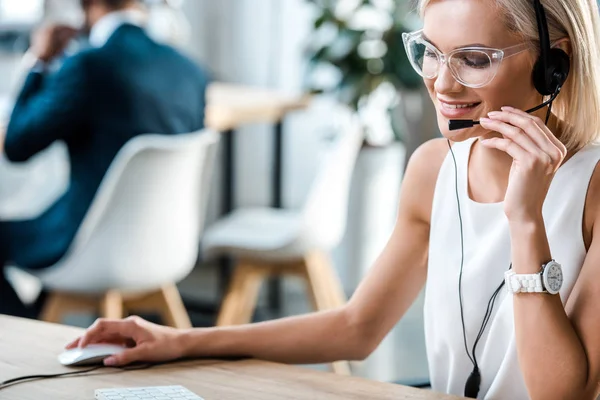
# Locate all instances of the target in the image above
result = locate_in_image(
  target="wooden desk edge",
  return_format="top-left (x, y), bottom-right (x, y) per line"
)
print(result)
top-left (206, 95), bottom-right (312, 132)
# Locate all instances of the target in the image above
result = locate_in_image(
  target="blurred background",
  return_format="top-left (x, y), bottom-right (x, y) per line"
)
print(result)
top-left (0, 0), bottom-right (441, 387)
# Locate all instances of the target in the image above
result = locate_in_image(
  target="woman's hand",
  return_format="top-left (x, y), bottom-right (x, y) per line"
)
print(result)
top-left (65, 316), bottom-right (189, 367)
top-left (479, 106), bottom-right (567, 223)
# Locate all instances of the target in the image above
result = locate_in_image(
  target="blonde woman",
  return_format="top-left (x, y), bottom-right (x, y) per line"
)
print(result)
top-left (67, 0), bottom-right (600, 398)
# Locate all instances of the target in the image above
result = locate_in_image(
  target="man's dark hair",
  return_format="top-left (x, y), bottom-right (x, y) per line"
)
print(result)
top-left (103, 0), bottom-right (136, 8)
top-left (80, 0), bottom-right (136, 9)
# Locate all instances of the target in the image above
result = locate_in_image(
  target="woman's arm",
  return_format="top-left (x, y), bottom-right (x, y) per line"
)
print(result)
top-left (68, 138), bottom-right (449, 367)
top-left (180, 139), bottom-right (449, 364)
top-left (480, 108), bottom-right (600, 400)
top-left (508, 216), bottom-right (599, 400)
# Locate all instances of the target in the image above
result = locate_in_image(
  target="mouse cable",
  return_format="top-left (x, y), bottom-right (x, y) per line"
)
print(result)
top-left (0, 363), bottom-right (154, 391)
top-left (0, 357), bottom-right (246, 391)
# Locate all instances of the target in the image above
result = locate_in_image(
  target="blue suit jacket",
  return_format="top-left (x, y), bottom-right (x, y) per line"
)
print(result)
top-left (3, 25), bottom-right (209, 269)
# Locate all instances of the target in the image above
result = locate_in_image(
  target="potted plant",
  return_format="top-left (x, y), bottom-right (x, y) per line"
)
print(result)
top-left (305, 0), bottom-right (437, 163)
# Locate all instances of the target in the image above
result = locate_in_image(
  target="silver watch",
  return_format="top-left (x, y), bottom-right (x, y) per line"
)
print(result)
top-left (504, 260), bottom-right (563, 295)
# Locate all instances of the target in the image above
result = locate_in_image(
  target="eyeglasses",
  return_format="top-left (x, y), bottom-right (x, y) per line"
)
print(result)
top-left (402, 30), bottom-right (530, 88)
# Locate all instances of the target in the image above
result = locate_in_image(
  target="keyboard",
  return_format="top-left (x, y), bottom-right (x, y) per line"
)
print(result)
top-left (95, 385), bottom-right (204, 400)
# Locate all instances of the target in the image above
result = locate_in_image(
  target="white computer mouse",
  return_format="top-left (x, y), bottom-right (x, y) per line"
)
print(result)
top-left (58, 344), bottom-right (127, 366)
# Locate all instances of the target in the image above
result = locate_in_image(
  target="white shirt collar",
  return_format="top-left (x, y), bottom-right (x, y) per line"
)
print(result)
top-left (88, 9), bottom-right (147, 48)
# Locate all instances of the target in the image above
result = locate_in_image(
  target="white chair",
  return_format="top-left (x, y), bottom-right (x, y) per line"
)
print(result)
top-left (201, 112), bottom-right (364, 373)
top-left (16, 130), bottom-right (220, 328)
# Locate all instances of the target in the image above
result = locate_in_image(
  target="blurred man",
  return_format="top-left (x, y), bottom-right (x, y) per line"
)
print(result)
top-left (0, 0), bottom-right (209, 317)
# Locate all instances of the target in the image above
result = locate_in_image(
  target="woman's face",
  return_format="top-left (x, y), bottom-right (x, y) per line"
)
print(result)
top-left (422, 0), bottom-right (539, 142)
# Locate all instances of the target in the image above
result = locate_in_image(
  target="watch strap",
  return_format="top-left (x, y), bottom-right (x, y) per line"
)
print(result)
top-left (504, 270), bottom-right (544, 293)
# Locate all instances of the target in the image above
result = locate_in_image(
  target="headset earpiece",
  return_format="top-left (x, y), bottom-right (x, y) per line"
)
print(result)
top-left (549, 48), bottom-right (570, 91)
top-left (532, 0), bottom-right (570, 95)
top-left (533, 47), bottom-right (570, 95)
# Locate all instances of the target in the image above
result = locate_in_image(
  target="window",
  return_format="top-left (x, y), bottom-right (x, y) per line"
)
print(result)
top-left (0, 0), bottom-right (44, 25)
top-left (0, 0), bottom-right (44, 53)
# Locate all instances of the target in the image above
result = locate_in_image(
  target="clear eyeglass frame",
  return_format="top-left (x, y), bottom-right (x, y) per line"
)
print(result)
top-left (402, 29), bottom-right (531, 88)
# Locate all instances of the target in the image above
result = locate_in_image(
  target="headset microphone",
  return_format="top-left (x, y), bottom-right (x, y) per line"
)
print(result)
top-left (448, 88), bottom-right (561, 131)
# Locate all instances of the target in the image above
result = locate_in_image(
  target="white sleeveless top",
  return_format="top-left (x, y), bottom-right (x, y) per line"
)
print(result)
top-left (424, 138), bottom-right (600, 399)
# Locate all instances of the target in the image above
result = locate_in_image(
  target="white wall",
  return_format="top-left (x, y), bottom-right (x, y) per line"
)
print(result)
top-left (0, 53), bottom-right (25, 96)
top-left (181, 0), bottom-right (317, 215)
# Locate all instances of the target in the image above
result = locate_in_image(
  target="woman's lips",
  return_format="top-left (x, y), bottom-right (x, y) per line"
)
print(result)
top-left (438, 101), bottom-right (482, 119)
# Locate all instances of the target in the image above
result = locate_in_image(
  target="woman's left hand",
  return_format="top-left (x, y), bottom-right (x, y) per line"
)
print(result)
top-left (479, 106), bottom-right (567, 223)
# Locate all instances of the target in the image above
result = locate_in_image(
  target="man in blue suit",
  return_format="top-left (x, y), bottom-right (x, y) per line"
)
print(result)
top-left (0, 0), bottom-right (209, 317)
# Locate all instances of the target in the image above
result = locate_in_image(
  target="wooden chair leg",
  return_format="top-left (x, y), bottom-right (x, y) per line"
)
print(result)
top-left (124, 284), bottom-right (192, 329)
top-left (40, 292), bottom-right (98, 324)
top-left (40, 292), bottom-right (66, 323)
top-left (332, 361), bottom-right (352, 375)
top-left (101, 290), bottom-right (123, 320)
top-left (157, 285), bottom-right (192, 329)
top-left (303, 251), bottom-right (347, 311)
top-left (302, 252), bottom-right (352, 376)
top-left (216, 262), bottom-right (265, 326)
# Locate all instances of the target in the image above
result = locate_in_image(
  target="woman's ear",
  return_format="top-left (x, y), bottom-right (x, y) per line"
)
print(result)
top-left (552, 38), bottom-right (571, 57)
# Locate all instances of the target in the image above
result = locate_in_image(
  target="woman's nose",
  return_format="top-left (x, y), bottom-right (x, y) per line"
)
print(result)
top-left (434, 62), bottom-right (463, 95)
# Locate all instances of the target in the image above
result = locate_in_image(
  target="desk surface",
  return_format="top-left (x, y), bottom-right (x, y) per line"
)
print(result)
top-left (0, 316), bottom-right (464, 400)
top-left (206, 83), bottom-right (310, 132)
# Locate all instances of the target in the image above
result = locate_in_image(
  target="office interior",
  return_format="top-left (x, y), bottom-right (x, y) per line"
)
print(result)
top-left (0, 0), bottom-right (433, 387)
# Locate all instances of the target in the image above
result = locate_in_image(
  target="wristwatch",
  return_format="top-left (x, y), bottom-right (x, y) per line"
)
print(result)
top-left (504, 260), bottom-right (563, 295)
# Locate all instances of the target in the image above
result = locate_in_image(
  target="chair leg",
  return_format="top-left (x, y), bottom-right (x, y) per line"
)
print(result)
top-left (40, 292), bottom-right (98, 324)
top-left (101, 290), bottom-right (123, 320)
top-left (157, 285), bottom-right (192, 329)
top-left (216, 262), bottom-right (265, 326)
top-left (332, 360), bottom-right (353, 375)
top-left (39, 292), bottom-right (65, 323)
top-left (302, 251), bottom-right (352, 376)
top-left (303, 251), bottom-right (347, 310)
top-left (124, 285), bottom-right (192, 329)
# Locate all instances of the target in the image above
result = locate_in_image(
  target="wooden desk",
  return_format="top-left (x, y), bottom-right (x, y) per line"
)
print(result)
top-left (204, 83), bottom-right (311, 311)
top-left (206, 83), bottom-right (310, 132)
top-left (0, 316), bottom-right (464, 400)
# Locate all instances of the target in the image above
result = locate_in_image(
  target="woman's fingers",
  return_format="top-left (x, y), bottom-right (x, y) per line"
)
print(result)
top-left (66, 333), bottom-right (130, 349)
top-left (500, 106), bottom-right (563, 148)
top-left (480, 116), bottom-right (540, 155)
top-left (78, 318), bottom-right (140, 348)
top-left (104, 345), bottom-right (149, 367)
top-left (495, 107), bottom-right (566, 159)
top-left (65, 338), bottom-right (81, 349)
top-left (479, 136), bottom-right (529, 161)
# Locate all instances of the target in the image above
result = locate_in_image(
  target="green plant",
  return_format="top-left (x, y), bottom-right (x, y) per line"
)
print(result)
top-left (305, 0), bottom-right (422, 110)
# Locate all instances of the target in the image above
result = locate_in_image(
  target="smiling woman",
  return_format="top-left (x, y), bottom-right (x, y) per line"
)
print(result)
top-left (64, 2), bottom-right (600, 400)
top-left (413, 0), bottom-right (600, 398)
top-left (417, 0), bottom-right (600, 150)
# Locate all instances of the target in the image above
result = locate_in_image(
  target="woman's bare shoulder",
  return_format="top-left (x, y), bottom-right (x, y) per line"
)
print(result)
top-left (406, 138), bottom-right (450, 180)
top-left (401, 138), bottom-right (449, 224)
top-left (583, 160), bottom-right (600, 249)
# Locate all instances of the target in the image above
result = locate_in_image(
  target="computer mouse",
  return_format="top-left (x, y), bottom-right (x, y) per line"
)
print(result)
top-left (58, 344), bottom-right (127, 367)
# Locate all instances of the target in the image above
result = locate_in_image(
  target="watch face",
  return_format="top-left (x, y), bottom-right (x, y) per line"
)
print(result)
top-left (543, 261), bottom-right (563, 295)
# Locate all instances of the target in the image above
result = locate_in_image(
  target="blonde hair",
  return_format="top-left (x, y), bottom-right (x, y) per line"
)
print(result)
top-left (418, 0), bottom-right (600, 151)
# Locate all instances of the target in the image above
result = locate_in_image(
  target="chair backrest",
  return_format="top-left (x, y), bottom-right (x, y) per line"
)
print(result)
top-left (38, 130), bottom-right (220, 292)
top-left (301, 110), bottom-right (364, 250)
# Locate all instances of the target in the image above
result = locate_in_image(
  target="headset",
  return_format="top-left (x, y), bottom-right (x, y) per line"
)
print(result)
top-left (447, 1), bottom-right (570, 397)
top-left (448, 0), bottom-right (570, 131)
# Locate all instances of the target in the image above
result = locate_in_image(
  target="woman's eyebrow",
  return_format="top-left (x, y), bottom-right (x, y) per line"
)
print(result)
top-left (422, 32), bottom-right (490, 49)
